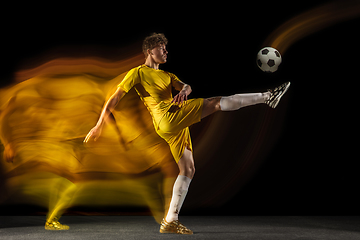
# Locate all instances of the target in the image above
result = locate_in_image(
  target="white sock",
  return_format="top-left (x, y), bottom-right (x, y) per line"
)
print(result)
top-left (219, 93), bottom-right (269, 111)
top-left (165, 175), bottom-right (192, 223)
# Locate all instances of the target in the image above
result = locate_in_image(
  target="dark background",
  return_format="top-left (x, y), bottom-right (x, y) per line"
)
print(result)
top-left (1, 1), bottom-right (359, 216)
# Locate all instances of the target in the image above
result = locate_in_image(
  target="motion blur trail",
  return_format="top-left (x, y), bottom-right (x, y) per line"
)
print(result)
top-left (263, 0), bottom-right (360, 55)
top-left (0, 53), bottom-right (177, 222)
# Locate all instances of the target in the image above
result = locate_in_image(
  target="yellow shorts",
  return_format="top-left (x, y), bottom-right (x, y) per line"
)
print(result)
top-left (156, 98), bottom-right (204, 163)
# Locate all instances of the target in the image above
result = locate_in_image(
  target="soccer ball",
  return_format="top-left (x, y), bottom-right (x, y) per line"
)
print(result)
top-left (256, 47), bottom-right (282, 73)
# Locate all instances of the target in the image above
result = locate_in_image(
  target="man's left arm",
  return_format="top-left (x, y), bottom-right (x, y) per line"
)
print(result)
top-left (172, 81), bottom-right (192, 104)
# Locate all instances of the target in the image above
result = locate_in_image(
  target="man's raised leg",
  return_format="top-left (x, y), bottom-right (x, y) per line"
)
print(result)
top-left (200, 92), bottom-right (269, 119)
top-left (201, 81), bottom-right (291, 118)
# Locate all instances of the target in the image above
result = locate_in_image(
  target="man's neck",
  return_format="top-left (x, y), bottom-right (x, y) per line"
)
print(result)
top-left (144, 57), bottom-right (160, 70)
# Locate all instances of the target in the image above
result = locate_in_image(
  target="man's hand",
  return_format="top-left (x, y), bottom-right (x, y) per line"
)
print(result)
top-left (172, 84), bottom-right (192, 105)
top-left (84, 125), bottom-right (102, 143)
top-left (172, 90), bottom-right (188, 105)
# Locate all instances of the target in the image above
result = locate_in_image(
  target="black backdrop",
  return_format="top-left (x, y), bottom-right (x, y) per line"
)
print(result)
top-left (1, 0), bottom-right (359, 215)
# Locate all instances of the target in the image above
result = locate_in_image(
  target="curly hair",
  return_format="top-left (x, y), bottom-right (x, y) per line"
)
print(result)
top-left (142, 33), bottom-right (168, 58)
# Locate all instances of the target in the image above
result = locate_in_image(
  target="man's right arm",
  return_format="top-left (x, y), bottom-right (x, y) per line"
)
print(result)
top-left (84, 87), bottom-right (126, 142)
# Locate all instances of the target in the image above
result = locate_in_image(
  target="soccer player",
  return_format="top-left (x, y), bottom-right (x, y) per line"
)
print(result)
top-left (84, 33), bottom-right (290, 234)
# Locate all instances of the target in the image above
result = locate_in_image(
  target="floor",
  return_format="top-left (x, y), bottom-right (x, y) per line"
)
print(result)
top-left (1, 216), bottom-right (360, 239)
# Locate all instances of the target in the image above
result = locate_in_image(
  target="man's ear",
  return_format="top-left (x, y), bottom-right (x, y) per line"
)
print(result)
top-left (147, 49), bottom-right (152, 56)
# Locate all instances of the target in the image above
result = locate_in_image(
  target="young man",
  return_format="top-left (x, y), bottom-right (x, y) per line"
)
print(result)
top-left (84, 33), bottom-right (290, 234)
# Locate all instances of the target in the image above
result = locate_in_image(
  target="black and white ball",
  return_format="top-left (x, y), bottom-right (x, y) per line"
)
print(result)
top-left (257, 47), bottom-right (282, 73)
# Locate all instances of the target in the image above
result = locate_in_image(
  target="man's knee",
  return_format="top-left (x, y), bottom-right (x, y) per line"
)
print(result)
top-left (205, 97), bottom-right (221, 111)
top-left (202, 97), bottom-right (221, 119)
top-left (187, 164), bottom-right (195, 178)
top-left (178, 150), bottom-right (196, 179)
top-left (179, 162), bottom-right (195, 179)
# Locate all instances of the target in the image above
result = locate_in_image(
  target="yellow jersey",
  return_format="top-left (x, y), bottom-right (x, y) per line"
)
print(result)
top-left (118, 64), bottom-right (203, 162)
top-left (118, 65), bottom-right (181, 130)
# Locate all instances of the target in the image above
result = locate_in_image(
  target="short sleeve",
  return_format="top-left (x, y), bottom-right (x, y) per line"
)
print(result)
top-left (166, 72), bottom-right (181, 86)
top-left (117, 67), bottom-right (141, 92)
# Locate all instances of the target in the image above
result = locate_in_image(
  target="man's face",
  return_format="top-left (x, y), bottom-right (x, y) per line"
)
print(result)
top-left (149, 44), bottom-right (168, 64)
